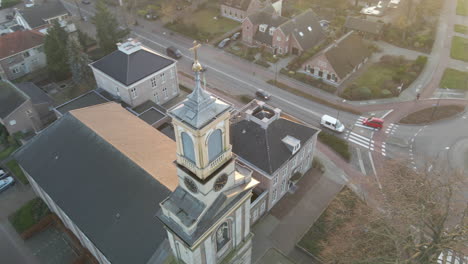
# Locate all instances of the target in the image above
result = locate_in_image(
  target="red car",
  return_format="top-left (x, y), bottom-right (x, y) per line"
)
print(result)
top-left (362, 117), bottom-right (384, 129)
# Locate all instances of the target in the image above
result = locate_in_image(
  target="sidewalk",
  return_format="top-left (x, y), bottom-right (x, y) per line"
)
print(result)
top-left (252, 149), bottom-right (346, 264)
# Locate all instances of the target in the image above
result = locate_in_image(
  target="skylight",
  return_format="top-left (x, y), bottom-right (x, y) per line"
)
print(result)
top-left (307, 26), bottom-right (312, 31)
top-left (299, 32), bottom-right (304, 37)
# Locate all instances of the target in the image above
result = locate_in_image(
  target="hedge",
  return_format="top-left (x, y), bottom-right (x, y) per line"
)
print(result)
top-left (318, 132), bottom-right (351, 161)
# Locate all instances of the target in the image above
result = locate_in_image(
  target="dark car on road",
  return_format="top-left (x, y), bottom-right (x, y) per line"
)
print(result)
top-left (166, 46), bottom-right (182, 59)
top-left (218, 38), bottom-right (230, 49)
top-left (255, 89), bottom-right (271, 100)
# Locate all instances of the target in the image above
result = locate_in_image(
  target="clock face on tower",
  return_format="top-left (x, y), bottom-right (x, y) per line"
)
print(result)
top-left (184, 177), bottom-right (198, 193)
top-left (214, 174), bottom-right (228, 192)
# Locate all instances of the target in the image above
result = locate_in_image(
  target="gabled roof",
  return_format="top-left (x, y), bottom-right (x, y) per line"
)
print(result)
top-left (17, 1), bottom-right (69, 29)
top-left (323, 32), bottom-right (371, 78)
top-left (231, 117), bottom-right (318, 175)
top-left (221, 0), bottom-right (253, 11)
top-left (247, 9), bottom-right (288, 45)
top-left (0, 30), bottom-right (44, 60)
top-left (0, 81), bottom-right (28, 119)
top-left (345, 17), bottom-right (383, 35)
top-left (16, 82), bottom-right (52, 105)
top-left (14, 102), bottom-right (177, 264)
top-left (90, 47), bottom-right (175, 86)
top-left (279, 9), bottom-right (326, 50)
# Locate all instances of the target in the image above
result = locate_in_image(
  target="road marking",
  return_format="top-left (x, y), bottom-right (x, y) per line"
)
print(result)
top-left (368, 151), bottom-right (382, 189)
top-left (348, 137), bottom-right (371, 149)
top-left (354, 123), bottom-right (379, 131)
top-left (349, 132), bottom-right (375, 143)
top-left (381, 109), bottom-right (394, 119)
top-left (356, 148), bottom-right (367, 175)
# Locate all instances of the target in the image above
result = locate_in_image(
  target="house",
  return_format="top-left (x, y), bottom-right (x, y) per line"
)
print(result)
top-left (14, 0), bottom-right (75, 34)
top-left (0, 30), bottom-right (46, 80)
top-left (231, 100), bottom-right (319, 222)
top-left (15, 52), bottom-right (259, 264)
top-left (90, 39), bottom-right (180, 108)
top-left (0, 81), bottom-right (54, 134)
top-left (220, 0), bottom-right (282, 22)
top-left (301, 31), bottom-right (371, 86)
top-left (242, 8), bottom-right (326, 55)
top-left (344, 16), bottom-right (383, 39)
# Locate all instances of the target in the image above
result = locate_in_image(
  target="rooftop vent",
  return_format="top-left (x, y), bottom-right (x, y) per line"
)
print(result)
top-left (247, 102), bottom-right (281, 129)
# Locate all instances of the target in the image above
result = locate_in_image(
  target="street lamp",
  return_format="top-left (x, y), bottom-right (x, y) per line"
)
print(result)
top-left (273, 54), bottom-right (278, 85)
top-left (431, 87), bottom-right (448, 120)
top-left (336, 99), bottom-right (346, 120)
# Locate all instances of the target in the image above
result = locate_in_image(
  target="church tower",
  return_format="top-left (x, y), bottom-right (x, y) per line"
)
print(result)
top-left (158, 42), bottom-right (258, 264)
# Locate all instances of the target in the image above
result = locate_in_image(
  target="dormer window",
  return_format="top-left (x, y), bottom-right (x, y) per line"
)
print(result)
top-left (282, 135), bottom-right (301, 155)
top-left (259, 24), bottom-right (267, 33)
top-left (269, 27), bottom-right (275, 35)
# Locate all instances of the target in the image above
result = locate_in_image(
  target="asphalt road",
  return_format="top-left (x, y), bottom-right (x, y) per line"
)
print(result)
top-left (0, 220), bottom-right (39, 264)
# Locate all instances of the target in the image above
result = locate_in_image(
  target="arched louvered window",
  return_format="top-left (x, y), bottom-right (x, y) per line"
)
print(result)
top-left (208, 129), bottom-right (223, 162)
top-left (181, 132), bottom-right (195, 162)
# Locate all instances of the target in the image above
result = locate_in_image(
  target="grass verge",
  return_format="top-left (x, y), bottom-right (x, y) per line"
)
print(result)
top-left (298, 187), bottom-right (358, 256)
top-left (6, 160), bottom-right (29, 185)
top-left (280, 68), bottom-right (337, 93)
top-left (455, 24), bottom-right (468, 35)
top-left (440, 68), bottom-right (468, 90)
top-left (0, 145), bottom-right (18, 160)
top-left (451, 36), bottom-right (468, 62)
top-left (399, 105), bottom-right (465, 124)
top-left (457, 0), bottom-right (468, 16)
top-left (9, 198), bottom-right (51, 234)
top-left (266, 80), bottom-right (361, 115)
top-left (318, 132), bottom-right (351, 161)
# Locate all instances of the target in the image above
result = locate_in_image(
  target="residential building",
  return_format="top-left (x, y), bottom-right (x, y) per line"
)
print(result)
top-left (90, 39), bottom-right (179, 108)
top-left (14, 0), bottom-right (75, 34)
top-left (301, 31), bottom-right (371, 86)
top-left (220, 0), bottom-right (282, 22)
top-left (0, 30), bottom-right (46, 80)
top-left (0, 81), bottom-right (54, 134)
top-left (344, 17), bottom-right (383, 39)
top-left (242, 8), bottom-right (326, 55)
top-left (15, 48), bottom-right (258, 264)
top-left (231, 100), bottom-right (319, 222)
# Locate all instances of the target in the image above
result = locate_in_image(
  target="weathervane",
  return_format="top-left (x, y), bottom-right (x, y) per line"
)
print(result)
top-left (190, 40), bottom-right (203, 72)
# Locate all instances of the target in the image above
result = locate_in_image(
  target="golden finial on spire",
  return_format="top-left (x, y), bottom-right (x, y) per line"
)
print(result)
top-left (190, 40), bottom-right (203, 72)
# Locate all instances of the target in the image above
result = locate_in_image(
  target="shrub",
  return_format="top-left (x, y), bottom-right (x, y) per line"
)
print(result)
top-left (415, 55), bottom-right (428, 68)
top-left (254, 59), bottom-right (270, 68)
top-left (318, 132), bottom-right (351, 161)
top-left (356, 87), bottom-right (372, 100)
top-left (381, 89), bottom-right (392, 97)
top-left (0, 0), bottom-right (21, 9)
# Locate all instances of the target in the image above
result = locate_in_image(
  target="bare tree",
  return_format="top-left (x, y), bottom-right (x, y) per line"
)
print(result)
top-left (320, 160), bottom-right (467, 264)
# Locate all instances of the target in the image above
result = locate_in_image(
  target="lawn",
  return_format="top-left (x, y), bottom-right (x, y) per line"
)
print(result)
top-left (399, 105), bottom-right (466, 124)
top-left (298, 187), bottom-right (358, 256)
top-left (342, 56), bottom-right (427, 100)
top-left (9, 198), bottom-right (51, 234)
top-left (440, 68), bottom-right (468, 90)
top-left (454, 24), bottom-right (468, 35)
top-left (165, 8), bottom-right (239, 41)
top-left (457, 0), bottom-right (468, 16)
top-left (6, 160), bottom-right (29, 185)
top-left (0, 145), bottom-right (18, 160)
top-left (451, 36), bottom-right (468, 62)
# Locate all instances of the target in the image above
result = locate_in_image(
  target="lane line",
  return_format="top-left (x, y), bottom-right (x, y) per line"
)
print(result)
top-left (356, 148), bottom-right (367, 175)
top-left (381, 109), bottom-right (394, 118)
top-left (368, 151), bottom-right (382, 189)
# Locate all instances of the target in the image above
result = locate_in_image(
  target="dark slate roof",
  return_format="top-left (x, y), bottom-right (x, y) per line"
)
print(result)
top-left (0, 81), bottom-right (27, 119)
top-left (231, 118), bottom-right (318, 174)
top-left (280, 9), bottom-right (326, 50)
top-left (17, 1), bottom-right (69, 29)
top-left (324, 32), bottom-right (371, 78)
top-left (90, 48), bottom-right (175, 86)
top-left (345, 17), bottom-right (383, 35)
top-left (249, 11), bottom-right (288, 45)
top-left (55, 90), bottom-right (109, 115)
top-left (16, 82), bottom-right (52, 105)
top-left (14, 114), bottom-right (172, 264)
top-left (221, 0), bottom-right (252, 11)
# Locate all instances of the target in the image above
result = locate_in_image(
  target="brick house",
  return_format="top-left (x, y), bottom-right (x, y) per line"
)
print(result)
top-left (242, 8), bottom-right (326, 55)
top-left (0, 81), bottom-right (54, 134)
top-left (90, 39), bottom-right (179, 108)
top-left (300, 31), bottom-right (371, 86)
top-left (14, 0), bottom-right (76, 34)
top-left (0, 30), bottom-right (46, 81)
top-left (220, 0), bottom-right (282, 22)
top-left (344, 16), bottom-right (383, 40)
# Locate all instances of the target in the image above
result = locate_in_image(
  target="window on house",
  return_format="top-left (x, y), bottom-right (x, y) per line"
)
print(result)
top-left (11, 67), bottom-right (20, 74)
top-left (311, 68), bottom-right (315, 74)
top-left (269, 27), bottom-right (275, 36)
top-left (130, 87), bottom-right (137, 98)
top-left (151, 77), bottom-right (157, 87)
top-left (260, 202), bottom-right (266, 213)
top-left (318, 71), bottom-right (323, 77)
top-left (154, 92), bottom-right (159, 103)
top-left (272, 189), bottom-right (277, 201)
top-left (23, 51), bottom-right (30, 58)
top-left (224, 9), bottom-right (227, 14)
top-left (273, 175), bottom-right (278, 185)
top-left (161, 73), bottom-right (166, 83)
top-left (115, 87), bottom-right (120, 96)
top-left (253, 209), bottom-right (258, 220)
top-left (170, 69), bottom-right (174, 79)
top-left (282, 179), bottom-right (287, 193)
top-left (276, 35), bottom-right (281, 41)
top-left (163, 87), bottom-right (168, 98)
top-left (327, 74), bottom-right (331, 80)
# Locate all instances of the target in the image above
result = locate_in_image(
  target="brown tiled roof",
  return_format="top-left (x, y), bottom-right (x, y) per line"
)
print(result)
top-left (323, 32), bottom-right (371, 78)
top-left (221, 0), bottom-right (252, 11)
top-left (344, 17), bottom-right (383, 35)
top-left (0, 30), bottom-right (44, 60)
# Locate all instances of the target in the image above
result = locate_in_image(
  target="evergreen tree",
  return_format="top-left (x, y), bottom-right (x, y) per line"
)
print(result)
top-left (44, 20), bottom-right (70, 81)
top-left (92, 0), bottom-right (129, 55)
top-left (67, 37), bottom-right (92, 84)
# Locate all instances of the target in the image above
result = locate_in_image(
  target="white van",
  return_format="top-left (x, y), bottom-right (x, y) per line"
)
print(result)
top-left (320, 115), bottom-right (345, 133)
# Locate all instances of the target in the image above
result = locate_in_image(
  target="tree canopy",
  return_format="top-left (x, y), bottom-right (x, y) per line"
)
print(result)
top-left (44, 20), bottom-right (70, 81)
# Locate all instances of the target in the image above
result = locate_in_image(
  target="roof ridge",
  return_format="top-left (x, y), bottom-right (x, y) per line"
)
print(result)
top-left (263, 126), bottom-right (274, 174)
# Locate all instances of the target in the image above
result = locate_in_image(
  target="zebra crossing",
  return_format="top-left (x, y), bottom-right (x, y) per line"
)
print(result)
top-left (345, 131), bottom-right (374, 151)
top-left (385, 123), bottom-right (399, 135)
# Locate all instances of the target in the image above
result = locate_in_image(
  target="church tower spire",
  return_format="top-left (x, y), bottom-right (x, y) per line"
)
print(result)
top-left (158, 41), bottom-right (257, 264)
